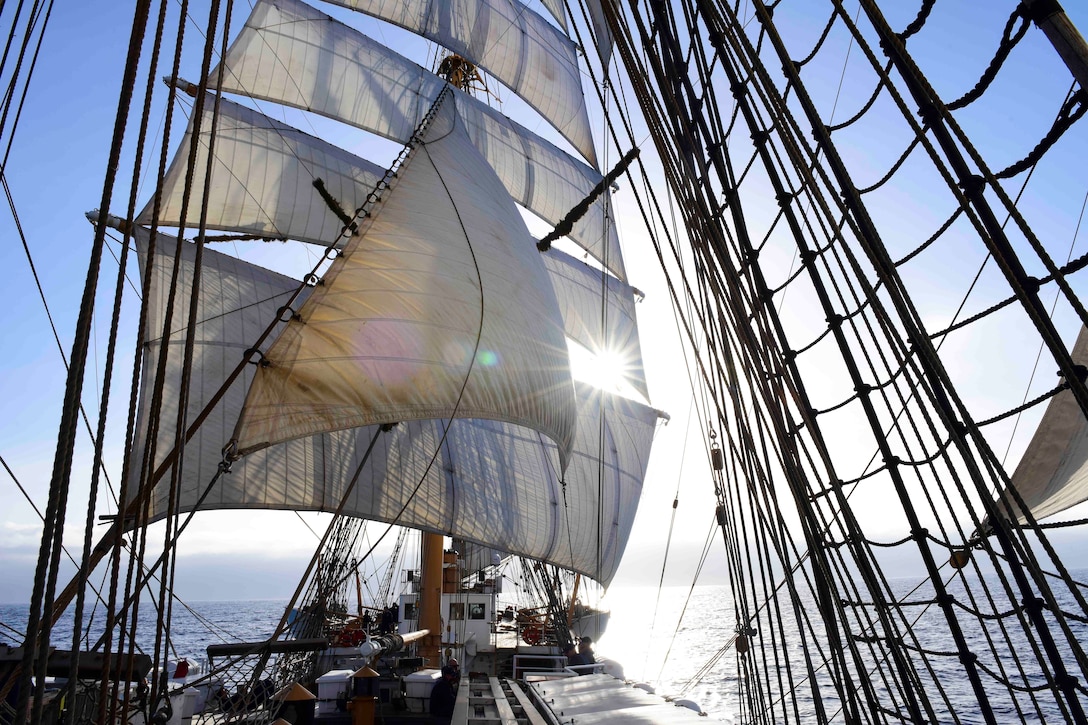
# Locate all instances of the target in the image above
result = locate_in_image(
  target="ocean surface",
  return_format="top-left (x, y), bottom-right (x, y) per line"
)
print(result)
top-left (2, 576), bottom-right (1086, 722)
top-left (596, 575), bottom-right (1088, 723)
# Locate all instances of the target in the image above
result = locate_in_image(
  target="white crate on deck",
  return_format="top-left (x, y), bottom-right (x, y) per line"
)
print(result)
top-left (315, 669), bottom-right (354, 715)
top-left (403, 669), bottom-right (442, 712)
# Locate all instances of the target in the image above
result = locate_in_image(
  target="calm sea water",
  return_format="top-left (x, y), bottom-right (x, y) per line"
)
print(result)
top-left (596, 576), bottom-right (1088, 723)
top-left (2, 576), bottom-right (1085, 723)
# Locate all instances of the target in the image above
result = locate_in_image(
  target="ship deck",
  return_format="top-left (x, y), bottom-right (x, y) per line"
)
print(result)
top-left (299, 670), bottom-right (712, 724)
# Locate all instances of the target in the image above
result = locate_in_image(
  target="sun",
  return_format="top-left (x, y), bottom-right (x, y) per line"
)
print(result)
top-left (569, 342), bottom-right (632, 394)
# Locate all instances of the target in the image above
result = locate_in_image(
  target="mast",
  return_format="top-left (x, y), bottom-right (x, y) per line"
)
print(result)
top-left (355, 568), bottom-right (364, 618)
top-left (411, 55), bottom-right (478, 672)
top-left (417, 533), bottom-right (445, 667)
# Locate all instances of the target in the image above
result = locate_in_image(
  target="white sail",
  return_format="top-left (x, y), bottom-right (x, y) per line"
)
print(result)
top-left (210, 0), bottom-right (625, 280)
top-left (543, 248), bottom-right (647, 399)
top-left (536, 0), bottom-right (567, 32)
top-left (233, 95), bottom-right (577, 465)
top-left (136, 97), bottom-right (384, 245)
top-left (139, 104), bottom-right (643, 399)
top-left (997, 326), bottom-right (1088, 522)
top-left (584, 0), bottom-right (614, 67)
top-left (451, 539), bottom-right (505, 573)
top-left (128, 230), bottom-right (655, 584)
top-left (323, 0), bottom-right (597, 165)
top-left (140, 101), bottom-right (639, 396)
top-left (128, 226), bottom-right (309, 504)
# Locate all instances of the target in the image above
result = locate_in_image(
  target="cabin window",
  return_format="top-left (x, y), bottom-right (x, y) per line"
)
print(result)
top-left (404, 602), bottom-right (417, 620)
top-left (469, 603), bottom-right (486, 620)
top-left (450, 603), bottom-right (465, 620)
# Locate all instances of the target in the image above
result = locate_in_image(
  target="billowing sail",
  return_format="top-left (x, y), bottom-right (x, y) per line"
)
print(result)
top-left (323, 0), bottom-right (597, 164)
top-left (136, 97), bottom-right (384, 245)
top-left (128, 228), bottom-right (656, 583)
top-left (127, 226), bottom-right (309, 501)
top-left (996, 326), bottom-right (1088, 522)
top-left (451, 539), bottom-right (504, 573)
top-left (583, 0), bottom-right (614, 67)
top-left (139, 101), bottom-right (645, 402)
top-left (536, 0), bottom-right (567, 32)
top-left (543, 248), bottom-right (647, 399)
top-left (211, 0), bottom-right (625, 280)
top-left (232, 95), bottom-right (577, 466)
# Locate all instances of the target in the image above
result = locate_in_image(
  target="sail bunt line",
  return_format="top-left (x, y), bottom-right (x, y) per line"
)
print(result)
top-left (128, 231), bottom-right (655, 584)
top-left (232, 94), bottom-right (577, 466)
top-left (210, 0), bottom-right (626, 280)
top-left (321, 0), bottom-right (598, 166)
top-left (997, 325), bottom-right (1088, 523)
top-left (135, 96), bottom-right (384, 246)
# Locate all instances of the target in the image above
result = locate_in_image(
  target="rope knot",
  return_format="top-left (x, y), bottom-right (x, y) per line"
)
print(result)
top-left (958, 174), bottom-right (986, 197)
top-left (1055, 672), bottom-right (1079, 689)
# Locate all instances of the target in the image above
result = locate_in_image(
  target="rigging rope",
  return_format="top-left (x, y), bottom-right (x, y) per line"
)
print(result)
top-left (602, 0), bottom-right (1088, 720)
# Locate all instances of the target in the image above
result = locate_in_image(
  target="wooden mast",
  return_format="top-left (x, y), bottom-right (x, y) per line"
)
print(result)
top-left (1023, 0), bottom-right (1088, 90)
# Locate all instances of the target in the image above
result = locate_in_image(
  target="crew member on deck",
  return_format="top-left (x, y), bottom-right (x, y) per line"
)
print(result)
top-left (577, 637), bottom-right (596, 673)
top-left (430, 666), bottom-right (458, 722)
top-left (446, 658), bottom-right (461, 685)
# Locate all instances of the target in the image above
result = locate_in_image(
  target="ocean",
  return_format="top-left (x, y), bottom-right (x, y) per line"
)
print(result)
top-left (597, 584), bottom-right (739, 718)
top-left (2, 576), bottom-right (1085, 722)
top-left (597, 574), bottom-right (1088, 723)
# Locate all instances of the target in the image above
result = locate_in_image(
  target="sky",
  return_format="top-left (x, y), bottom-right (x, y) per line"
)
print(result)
top-left (1, 0), bottom-right (1087, 651)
